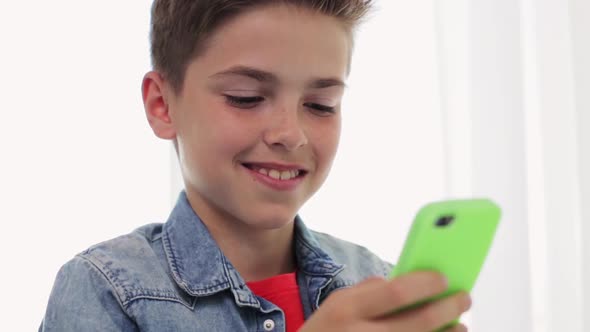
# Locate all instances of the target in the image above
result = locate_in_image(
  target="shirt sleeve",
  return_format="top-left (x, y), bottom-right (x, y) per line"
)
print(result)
top-left (39, 256), bottom-right (138, 332)
top-left (382, 260), bottom-right (394, 277)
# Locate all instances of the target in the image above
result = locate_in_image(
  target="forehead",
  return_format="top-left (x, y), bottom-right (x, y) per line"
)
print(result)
top-left (186, 4), bottom-right (352, 86)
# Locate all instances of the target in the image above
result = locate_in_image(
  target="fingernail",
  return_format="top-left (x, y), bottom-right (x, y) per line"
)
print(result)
top-left (463, 294), bottom-right (472, 311)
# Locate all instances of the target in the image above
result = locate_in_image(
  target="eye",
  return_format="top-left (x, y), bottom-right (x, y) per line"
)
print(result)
top-left (304, 102), bottom-right (336, 116)
top-left (224, 95), bottom-right (264, 109)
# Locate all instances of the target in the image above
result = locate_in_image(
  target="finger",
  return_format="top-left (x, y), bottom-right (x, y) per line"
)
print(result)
top-left (348, 271), bottom-right (449, 319)
top-left (358, 276), bottom-right (391, 286)
top-left (443, 323), bottom-right (468, 332)
top-left (383, 291), bottom-right (471, 332)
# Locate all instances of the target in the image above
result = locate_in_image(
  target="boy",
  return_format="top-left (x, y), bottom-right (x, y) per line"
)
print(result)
top-left (41, 1), bottom-right (471, 331)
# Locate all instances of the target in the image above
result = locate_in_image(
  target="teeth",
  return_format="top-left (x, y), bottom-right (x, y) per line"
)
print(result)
top-left (268, 169), bottom-right (281, 179)
top-left (255, 166), bottom-right (300, 180)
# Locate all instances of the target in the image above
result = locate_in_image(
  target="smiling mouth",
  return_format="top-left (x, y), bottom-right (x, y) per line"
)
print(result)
top-left (241, 163), bottom-right (308, 181)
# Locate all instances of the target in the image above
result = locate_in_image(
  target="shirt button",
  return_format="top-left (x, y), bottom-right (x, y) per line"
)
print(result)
top-left (263, 319), bottom-right (275, 331)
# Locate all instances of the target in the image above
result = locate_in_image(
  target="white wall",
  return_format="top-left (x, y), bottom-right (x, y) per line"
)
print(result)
top-left (570, 0), bottom-right (590, 329)
top-left (0, 1), bottom-right (171, 328)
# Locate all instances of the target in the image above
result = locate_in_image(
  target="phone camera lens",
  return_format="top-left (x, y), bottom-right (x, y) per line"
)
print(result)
top-left (435, 215), bottom-right (455, 227)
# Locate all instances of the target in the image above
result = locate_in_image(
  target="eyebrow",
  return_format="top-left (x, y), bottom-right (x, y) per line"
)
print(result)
top-left (209, 65), bottom-right (347, 89)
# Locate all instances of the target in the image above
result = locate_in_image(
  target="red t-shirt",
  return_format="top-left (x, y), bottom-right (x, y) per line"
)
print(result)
top-left (246, 272), bottom-right (305, 332)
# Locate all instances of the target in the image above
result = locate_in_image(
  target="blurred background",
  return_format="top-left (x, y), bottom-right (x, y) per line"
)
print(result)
top-left (0, 0), bottom-right (588, 331)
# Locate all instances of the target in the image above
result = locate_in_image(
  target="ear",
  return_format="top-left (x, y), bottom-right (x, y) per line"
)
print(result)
top-left (141, 71), bottom-right (177, 140)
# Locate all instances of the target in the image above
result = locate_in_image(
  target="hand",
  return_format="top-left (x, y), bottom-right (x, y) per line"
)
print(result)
top-left (299, 271), bottom-right (471, 332)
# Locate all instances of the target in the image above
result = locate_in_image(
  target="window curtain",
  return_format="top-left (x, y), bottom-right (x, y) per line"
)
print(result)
top-left (436, 0), bottom-right (589, 331)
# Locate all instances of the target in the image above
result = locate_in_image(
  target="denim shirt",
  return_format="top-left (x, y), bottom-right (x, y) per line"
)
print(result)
top-left (40, 191), bottom-right (391, 331)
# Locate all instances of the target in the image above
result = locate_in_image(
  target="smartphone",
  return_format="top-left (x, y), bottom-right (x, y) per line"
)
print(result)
top-left (388, 199), bottom-right (501, 324)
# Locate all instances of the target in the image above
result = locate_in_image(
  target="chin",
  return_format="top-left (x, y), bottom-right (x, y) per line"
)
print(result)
top-left (243, 208), bottom-right (298, 230)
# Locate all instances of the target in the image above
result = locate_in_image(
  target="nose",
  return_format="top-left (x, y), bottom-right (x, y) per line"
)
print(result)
top-left (262, 104), bottom-right (308, 151)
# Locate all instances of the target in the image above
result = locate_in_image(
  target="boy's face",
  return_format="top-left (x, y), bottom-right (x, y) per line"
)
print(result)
top-left (150, 5), bottom-right (349, 230)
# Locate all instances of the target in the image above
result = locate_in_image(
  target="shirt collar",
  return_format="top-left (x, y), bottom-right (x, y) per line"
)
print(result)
top-left (162, 191), bottom-right (344, 302)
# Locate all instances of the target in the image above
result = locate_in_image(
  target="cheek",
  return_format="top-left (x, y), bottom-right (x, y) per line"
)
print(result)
top-left (185, 103), bottom-right (258, 152)
top-left (212, 115), bottom-right (263, 159)
top-left (309, 118), bottom-right (341, 166)
top-left (177, 104), bottom-right (257, 178)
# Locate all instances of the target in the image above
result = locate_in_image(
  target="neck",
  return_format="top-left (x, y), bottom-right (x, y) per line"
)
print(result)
top-left (216, 222), bottom-right (296, 282)
top-left (185, 190), bottom-right (297, 282)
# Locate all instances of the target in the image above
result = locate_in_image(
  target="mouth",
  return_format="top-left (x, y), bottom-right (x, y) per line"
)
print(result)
top-left (241, 162), bottom-right (308, 181)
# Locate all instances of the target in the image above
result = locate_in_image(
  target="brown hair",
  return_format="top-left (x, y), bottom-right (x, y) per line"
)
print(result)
top-left (150, 0), bottom-right (373, 95)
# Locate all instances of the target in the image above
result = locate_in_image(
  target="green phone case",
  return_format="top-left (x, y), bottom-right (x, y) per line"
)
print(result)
top-left (388, 199), bottom-right (501, 328)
